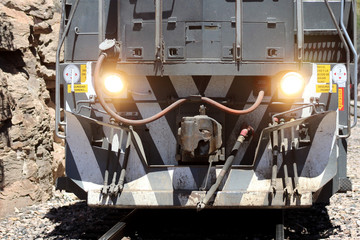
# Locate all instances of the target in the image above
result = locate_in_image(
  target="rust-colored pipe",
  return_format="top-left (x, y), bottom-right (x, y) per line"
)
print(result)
top-left (93, 53), bottom-right (264, 126)
top-left (201, 91), bottom-right (264, 115)
top-left (94, 53), bottom-right (187, 126)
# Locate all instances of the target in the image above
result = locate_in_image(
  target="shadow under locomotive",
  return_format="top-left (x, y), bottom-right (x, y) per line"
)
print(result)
top-left (43, 202), bottom-right (339, 239)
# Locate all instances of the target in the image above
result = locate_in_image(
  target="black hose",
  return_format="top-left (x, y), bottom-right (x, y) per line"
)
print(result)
top-left (197, 127), bottom-right (252, 210)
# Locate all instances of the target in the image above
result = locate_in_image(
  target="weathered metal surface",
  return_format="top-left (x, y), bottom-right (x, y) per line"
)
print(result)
top-left (178, 114), bottom-right (222, 161)
top-left (87, 189), bottom-right (313, 208)
top-left (67, 110), bottom-right (339, 208)
top-left (254, 111), bottom-right (337, 179)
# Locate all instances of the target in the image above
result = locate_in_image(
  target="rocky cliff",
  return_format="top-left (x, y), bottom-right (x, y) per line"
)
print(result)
top-left (0, 0), bottom-right (64, 217)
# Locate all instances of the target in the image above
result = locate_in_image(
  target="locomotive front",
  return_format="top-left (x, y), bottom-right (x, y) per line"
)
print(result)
top-left (56, 0), bottom-right (357, 211)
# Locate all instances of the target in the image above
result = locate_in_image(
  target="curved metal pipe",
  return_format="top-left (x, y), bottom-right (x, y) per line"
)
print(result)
top-left (94, 53), bottom-right (264, 126)
top-left (94, 53), bottom-right (187, 126)
top-left (324, 0), bottom-right (351, 138)
top-left (55, 0), bottom-right (80, 139)
top-left (201, 92), bottom-right (264, 115)
top-left (340, 0), bottom-right (357, 128)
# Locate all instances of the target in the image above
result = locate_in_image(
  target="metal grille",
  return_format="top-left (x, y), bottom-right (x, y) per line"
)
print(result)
top-left (303, 35), bottom-right (345, 63)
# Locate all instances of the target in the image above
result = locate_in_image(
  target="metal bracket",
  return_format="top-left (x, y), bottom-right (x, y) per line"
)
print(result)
top-left (266, 17), bottom-right (277, 28)
top-left (132, 19), bottom-right (143, 28)
top-left (168, 16), bottom-right (177, 26)
top-left (74, 26), bottom-right (98, 35)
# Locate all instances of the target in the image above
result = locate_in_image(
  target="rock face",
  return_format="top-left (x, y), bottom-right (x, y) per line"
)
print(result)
top-left (0, 0), bottom-right (64, 217)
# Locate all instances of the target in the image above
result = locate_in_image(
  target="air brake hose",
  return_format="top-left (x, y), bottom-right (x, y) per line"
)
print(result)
top-left (93, 53), bottom-right (264, 126)
top-left (197, 127), bottom-right (253, 211)
top-left (94, 53), bottom-right (187, 126)
top-left (202, 92), bottom-right (264, 115)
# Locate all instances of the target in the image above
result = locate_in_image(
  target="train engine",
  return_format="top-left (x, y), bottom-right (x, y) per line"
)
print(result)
top-left (56, 0), bottom-right (357, 215)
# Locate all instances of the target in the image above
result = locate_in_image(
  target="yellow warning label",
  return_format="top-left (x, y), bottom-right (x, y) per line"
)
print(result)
top-left (67, 84), bottom-right (88, 93)
top-left (317, 65), bottom-right (330, 83)
top-left (316, 84), bottom-right (337, 93)
top-left (338, 87), bottom-right (344, 111)
top-left (80, 65), bottom-right (86, 83)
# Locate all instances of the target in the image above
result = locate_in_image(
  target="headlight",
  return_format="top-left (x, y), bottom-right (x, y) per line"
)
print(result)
top-left (280, 72), bottom-right (304, 96)
top-left (104, 74), bottom-right (124, 93)
top-left (102, 73), bottom-right (127, 98)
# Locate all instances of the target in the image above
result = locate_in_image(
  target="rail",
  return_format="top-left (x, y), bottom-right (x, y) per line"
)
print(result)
top-left (99, 209), bottom-right (137, 240)
top-left (296, 0), bottom-right (304, 60)
top-left (99, 0), bottom-right (105, 45)
top-left (324, 0), bottom-right (351, 139)
top-left (55, 0), bottom-right (80, 139)
top-left (340, 0), bottom-right (358, 128)
top-left (234, 0), bottom-right (242, 62)
top-left (271, 103), bottom-right (325, 123)
top-left (155, 0), bottom-right (163, 62)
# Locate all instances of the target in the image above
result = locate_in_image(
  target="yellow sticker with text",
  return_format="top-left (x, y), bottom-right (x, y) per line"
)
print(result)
top-left (316, 84), bottom-right (337, 93)
top-left (317, 65), bottom-right (330, 83)
top-left (80, 65), bottom-right (86, 83)
top-left (338, 87), bottom-right (344, 111)
top-left (67, 84), bottom-right (88, 93)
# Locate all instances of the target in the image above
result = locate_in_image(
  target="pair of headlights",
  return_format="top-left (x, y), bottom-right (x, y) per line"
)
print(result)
top-left (100, 72), bottom-right (304, 97)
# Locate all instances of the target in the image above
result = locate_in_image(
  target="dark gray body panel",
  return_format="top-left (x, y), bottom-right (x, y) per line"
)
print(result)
top-left (64, 0), bottom-right (351, 62)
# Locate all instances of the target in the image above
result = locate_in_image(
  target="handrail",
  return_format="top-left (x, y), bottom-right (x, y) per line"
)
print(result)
top-left (234, 0), bottom-right (242, 62)
top-left (340, 0), bottom-right (358, 128)
top-left (117, 0), bottom-right (121, 44)
top-left (155, 0), bottom-right (163, 62)
top-left (296, 0), bottom-right (304, 60)
top-left (324, 0), bottom-right (351, 139)
top-left (98, 0), bottom-right (104, 45)
top-left (55, 0), bottom-right (80, 139)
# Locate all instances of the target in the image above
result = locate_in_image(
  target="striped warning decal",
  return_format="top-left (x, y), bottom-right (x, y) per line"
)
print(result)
top-left (127, 75), bottom-right (270, 166)
top-left (131, 76), bottom-right (177, 165)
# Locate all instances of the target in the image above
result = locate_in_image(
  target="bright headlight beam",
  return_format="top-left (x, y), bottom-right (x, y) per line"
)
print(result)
top-left (104, 74), bottom-right (124, 94)
top-left (280, 72), bottom-right (304, 96)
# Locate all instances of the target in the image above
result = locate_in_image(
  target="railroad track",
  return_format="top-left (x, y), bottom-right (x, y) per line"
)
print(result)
top-left (97, 209), bottom-right (292, 240)
top-left (99, 209), bottom-right (137, 240)
top-left (95, 206), bottom-right (355, 240)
